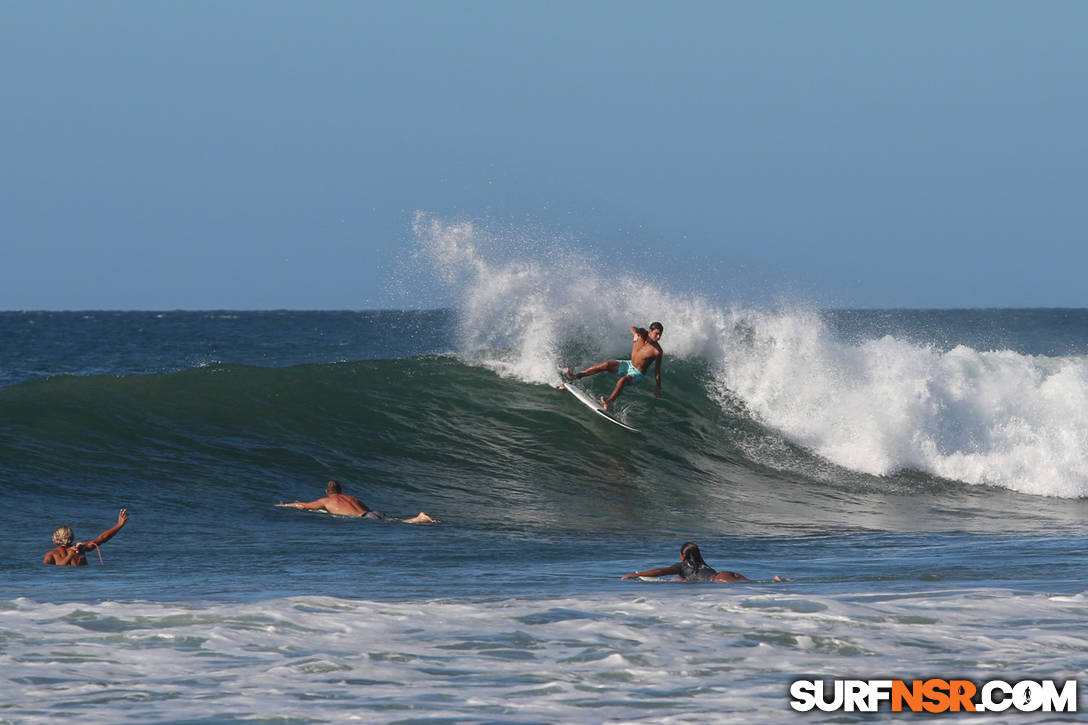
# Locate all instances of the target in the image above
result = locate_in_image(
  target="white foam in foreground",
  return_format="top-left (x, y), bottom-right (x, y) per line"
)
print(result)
top-left (2, 590), bottom-right (1085, 723)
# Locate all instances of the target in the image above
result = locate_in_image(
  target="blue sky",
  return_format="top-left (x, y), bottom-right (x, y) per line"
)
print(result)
top-left (3, 1), bottom-right (1086, 309)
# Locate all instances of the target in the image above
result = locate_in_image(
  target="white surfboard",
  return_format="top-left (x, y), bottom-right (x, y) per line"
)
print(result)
top-left (558, 371), bottom-right (639, 432)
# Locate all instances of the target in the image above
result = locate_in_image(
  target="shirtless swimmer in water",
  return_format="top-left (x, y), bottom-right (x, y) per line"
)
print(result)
top-left (44, 509), bottom-right (129, 565)
top-left (277, 480), bottom-right (436, 523)
top-left (563, 322), bottom-right (663, 411)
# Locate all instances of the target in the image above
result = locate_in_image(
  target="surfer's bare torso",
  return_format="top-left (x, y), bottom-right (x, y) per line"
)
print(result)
top-left (630, 327), bottom-right (663, 375)
top-left (315, 493), bottom-right (371, 516)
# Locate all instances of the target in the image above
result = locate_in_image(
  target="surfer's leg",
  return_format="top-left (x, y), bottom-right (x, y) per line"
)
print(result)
top-left (712, 570), bottom-right (751, 582)
top-left (363, 510), bottom-right (394, 522)
top-left (400, 511), bottom-right (437, 524)
top-left (578, 360), bottom-right (619, 379)
top-left (601, 375), bottom-right (633, 410)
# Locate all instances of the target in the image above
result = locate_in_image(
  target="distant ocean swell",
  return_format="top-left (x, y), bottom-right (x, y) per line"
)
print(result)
top-left (5, 324), bottom-right (1088, 505)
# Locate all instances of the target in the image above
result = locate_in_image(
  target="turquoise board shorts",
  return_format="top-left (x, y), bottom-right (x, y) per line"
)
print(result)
top-left (617, 360), bottom-right (644, 384)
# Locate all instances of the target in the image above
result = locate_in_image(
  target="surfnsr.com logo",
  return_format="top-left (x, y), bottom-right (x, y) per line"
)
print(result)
top-left (789, 679), bottom-right (1078, 713)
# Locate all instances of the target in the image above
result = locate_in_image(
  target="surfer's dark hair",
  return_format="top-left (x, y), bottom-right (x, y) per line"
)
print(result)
top-left (649, 321), bottom-right (663, 332)
top-left (326, 480), bottom-right (342, 495)
top-left (680, 542), bottom-right (706, 567)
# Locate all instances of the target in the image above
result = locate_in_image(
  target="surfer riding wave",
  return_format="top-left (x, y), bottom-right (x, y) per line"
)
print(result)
top-left (564, 322), bottom-right (663, 411)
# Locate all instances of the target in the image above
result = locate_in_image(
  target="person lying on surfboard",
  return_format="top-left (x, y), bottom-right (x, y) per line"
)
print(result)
top-left (621, 541), bottom-right (784, 583)
top-left (277, 480), bottom-right (437, 523)
top-left (44, 508), bottom-right (129, 565)
top-left (563, 322), bottom-right (663, 411)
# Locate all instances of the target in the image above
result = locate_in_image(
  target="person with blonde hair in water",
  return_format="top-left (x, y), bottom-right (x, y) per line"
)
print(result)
top-left (621, 541), bottom-right (783, 582)
top-left (277, 480), bottom-right (436, 523)
top-left (44, 509), bottom-right (129, 565)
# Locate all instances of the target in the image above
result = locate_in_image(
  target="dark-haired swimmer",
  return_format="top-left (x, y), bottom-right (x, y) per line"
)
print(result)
top-left (277, 480), bottom-right (436, 523)
top-left (563, 322), bottom-right (663, 411)
top-left (44, 509), bottom-right (129, 565)
top-left (621, 541), bottom-right (783, 582)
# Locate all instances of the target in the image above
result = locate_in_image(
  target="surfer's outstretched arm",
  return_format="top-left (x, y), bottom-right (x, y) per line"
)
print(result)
top-left (84, 508), bottom-right (128, 548)
top-left (653, 355), bottom-right (662, 397)
top-left (277, 498), bottom-right (329, 511)
top-left (621, 564), bottom-right (681, 580)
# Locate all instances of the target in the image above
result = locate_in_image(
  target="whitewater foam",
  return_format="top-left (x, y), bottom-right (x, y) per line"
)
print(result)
top-left (4, 590), bottom-right (1085, 723)
top-left (717, 309), bottom-right (1088, 497)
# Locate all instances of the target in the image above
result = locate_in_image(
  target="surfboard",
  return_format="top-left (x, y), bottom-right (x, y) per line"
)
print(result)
top-left (558, 371), bottom-right (640, 432)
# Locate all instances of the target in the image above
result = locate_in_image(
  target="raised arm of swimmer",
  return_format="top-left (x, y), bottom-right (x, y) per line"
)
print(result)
top-left (84, 508), bottom-right (129, 549)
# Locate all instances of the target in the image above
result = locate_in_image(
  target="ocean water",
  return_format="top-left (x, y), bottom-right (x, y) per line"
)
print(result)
top-left (4, 230), bottom-right (1088, 722)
